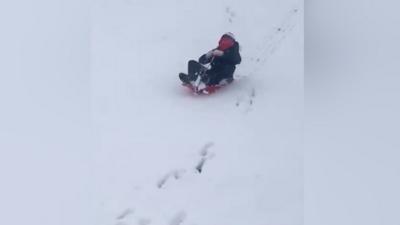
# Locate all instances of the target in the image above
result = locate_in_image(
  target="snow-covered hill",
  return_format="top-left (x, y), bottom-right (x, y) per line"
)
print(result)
top-left (0, 0), bottom-right (303, 225)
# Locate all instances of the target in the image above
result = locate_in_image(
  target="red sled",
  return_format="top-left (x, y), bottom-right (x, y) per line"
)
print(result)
top-left (182, 80), bottom-right (232, 95)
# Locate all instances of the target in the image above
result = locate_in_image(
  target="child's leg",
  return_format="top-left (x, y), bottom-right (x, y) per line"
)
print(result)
top-left (188, 60), bottom-right (206, 76)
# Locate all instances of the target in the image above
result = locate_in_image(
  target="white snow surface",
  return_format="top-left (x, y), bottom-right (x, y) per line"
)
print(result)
top-left (0, 0), bottom-right (303, 225)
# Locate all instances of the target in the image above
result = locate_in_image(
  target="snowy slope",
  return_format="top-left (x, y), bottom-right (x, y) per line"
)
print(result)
top-left (0, 1), bottom-right (92, 225)
top-left (0, 0), bottom-right (302, 225)
top-left (91, 1), bottom-right (303, 225)
top-left (305, 1), bottom-right (400, 225)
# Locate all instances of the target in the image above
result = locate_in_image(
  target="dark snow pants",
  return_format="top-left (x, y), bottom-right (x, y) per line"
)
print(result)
top-left (188, 60), bottom-right (235, 85)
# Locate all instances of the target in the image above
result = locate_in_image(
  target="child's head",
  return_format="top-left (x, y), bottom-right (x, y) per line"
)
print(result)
top-left (218, 32), bottom-right (235, 50)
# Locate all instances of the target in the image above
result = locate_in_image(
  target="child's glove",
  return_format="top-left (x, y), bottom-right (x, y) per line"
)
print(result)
top-left (205, 50), bottom-right (213, 58)
top-left (211, 49), bottom-right (224, 57)
top-left (206, 49), bottom-right (224, 58)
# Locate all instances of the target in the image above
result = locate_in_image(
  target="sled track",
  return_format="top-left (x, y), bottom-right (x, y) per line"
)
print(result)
top-left (249, 4), bottom-right (301, 77)
top-left (236, 5), bottom-right (302, 112)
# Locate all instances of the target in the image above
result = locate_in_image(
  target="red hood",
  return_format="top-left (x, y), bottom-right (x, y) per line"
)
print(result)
top-left (218, 36), bottom-right (235, 51)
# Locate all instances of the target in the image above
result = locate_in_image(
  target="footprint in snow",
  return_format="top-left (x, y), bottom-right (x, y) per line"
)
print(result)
top-left (116, 208), bottom-right (134, 220)
top-left (170, 211), bottom-right (187, 225)
top-left (115, 208), bottom-right (135, 225)
top-left (157, 169), bottom-right (186, 189)
top-left (196, 142), bottom-right (215, 173)
top-left (236, 87), bottom-right (256, 113)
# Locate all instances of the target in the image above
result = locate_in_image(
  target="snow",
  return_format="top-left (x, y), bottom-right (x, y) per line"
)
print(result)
top-left (0, 0), bottom-right (303, 225)
top-left (305, 1), bottom-right (400, 225)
